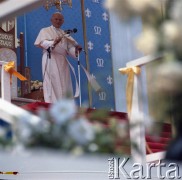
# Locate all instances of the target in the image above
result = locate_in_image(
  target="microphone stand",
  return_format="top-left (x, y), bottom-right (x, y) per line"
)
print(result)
top-left (77, 52), bottom-right (82, 107)
top-left (53, 31), bottom-right (83, 107)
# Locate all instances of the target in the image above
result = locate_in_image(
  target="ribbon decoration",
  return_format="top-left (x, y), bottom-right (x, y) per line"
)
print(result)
top-left (80, 64), bottom-right (101, 92)
top-left (119, 66), bottom-right (153, 154)
top-left (65, 56), bottom-right (102, 98)
top-left (65, 57), bottom-right (102, 98)
top-left (4, 61), bottom-right (27, 84)
top-left (119, 66), bottom-right (141, 116)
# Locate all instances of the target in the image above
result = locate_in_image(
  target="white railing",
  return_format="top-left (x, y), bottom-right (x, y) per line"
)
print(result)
top-left (124, 55), bottom-right (165, 163)
top-left (0, 61), bottom-right (38, 126)
top-left (0, 61), bottom-right (11, 102)
top-left (0, 98), bottom-right (41, 126)
top-left (0, 60), bottom-right (38, 104)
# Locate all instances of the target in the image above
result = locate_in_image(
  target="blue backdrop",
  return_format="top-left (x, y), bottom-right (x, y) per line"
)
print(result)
top-left (17, 0), bottom-right (115, 110)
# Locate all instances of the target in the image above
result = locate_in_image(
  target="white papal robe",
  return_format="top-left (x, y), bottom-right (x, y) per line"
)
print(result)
top-left (34, 25), bottom-right (78, 103)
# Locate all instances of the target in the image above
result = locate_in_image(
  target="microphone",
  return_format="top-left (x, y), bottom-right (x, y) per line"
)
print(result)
top-left (64, 28), bottom-right (77, 34)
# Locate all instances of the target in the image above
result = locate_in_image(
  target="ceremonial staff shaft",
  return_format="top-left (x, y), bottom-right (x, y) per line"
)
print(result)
top-left (80, 0), bottom-right (92, 107)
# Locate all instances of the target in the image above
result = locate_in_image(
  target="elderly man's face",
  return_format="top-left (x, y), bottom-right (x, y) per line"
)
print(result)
top-left (51, 13), bottom-right (64, 28)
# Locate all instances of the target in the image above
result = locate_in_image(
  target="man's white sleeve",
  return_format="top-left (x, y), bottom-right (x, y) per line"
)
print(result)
top-left (40, 40), bottom-right (54, 49)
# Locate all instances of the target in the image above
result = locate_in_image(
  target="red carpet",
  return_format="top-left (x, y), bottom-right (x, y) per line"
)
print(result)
top-left (22, 102), bottom-right (128, 121)
top-left (146, 123), bottom-right (172, 154)
top-left (22, 102), bottom-right (172, 155)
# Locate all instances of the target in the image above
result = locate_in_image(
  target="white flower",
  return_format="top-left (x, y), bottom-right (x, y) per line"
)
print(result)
top-left (36, 108), bottom-right (50, 133)
top-left (161, 21), bottom-right (181, 47)
top-left (152, 61), bottom-right (182, 93)
top-left (170, 0), bottom-right (182, 25)
top-left (88, 143), bottom-right (98, 152)
top-left (104, 0), bottom-right (115, 9)
top-left (31, 80), bottom-right (43, 91)
top-left (0, 126), bottom-right (7, 137)
top-left (13, 111), bottom-right (41, 144)
top-left (116, 121), bottom-right (128, 138)
top-left (15, 119), bottom-right (32, 144)
top-left (38, 82), bottom-right (43, 87)
top-left (71, 146), bottom-right (84, 156)
top-left (135, 27), bottom-right (158, 54)
top-left (49, 99), bottom-right (77, 125)
top-left (104, 0), bottom-right (132, 20)
top-left (92, 122), bottom-right (103, 133)
top-left (68, 117), bottom-right (95, 145)
top-left (34, 84), bottom-right (40, 90)
top-left (31, 85), bottom-right (34, 90)
top-left (104, 0), bottom-right (161, 20)
top-left (128, 0), bottom-right (161, 14)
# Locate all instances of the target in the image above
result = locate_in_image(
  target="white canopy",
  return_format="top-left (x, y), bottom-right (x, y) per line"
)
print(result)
top-left (0, 0), bottom-right (43, 22)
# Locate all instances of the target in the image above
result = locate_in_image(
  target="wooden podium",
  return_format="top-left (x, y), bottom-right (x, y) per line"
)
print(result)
top-left (23, 89), bottom-right (44, 102)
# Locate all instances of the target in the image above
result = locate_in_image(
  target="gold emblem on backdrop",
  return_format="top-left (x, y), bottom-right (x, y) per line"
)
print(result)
top-left (44, 0), bottom-right (72, 11)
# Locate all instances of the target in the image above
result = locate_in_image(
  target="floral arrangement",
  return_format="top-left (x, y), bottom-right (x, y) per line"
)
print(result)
top-left (31, 80), bottom-right (43, 91)
top-left (10, 99), bottom-right (130, 155)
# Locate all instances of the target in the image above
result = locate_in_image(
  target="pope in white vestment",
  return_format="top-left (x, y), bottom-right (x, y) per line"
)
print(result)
top-left (34, 13), bottom-right (82, 103)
